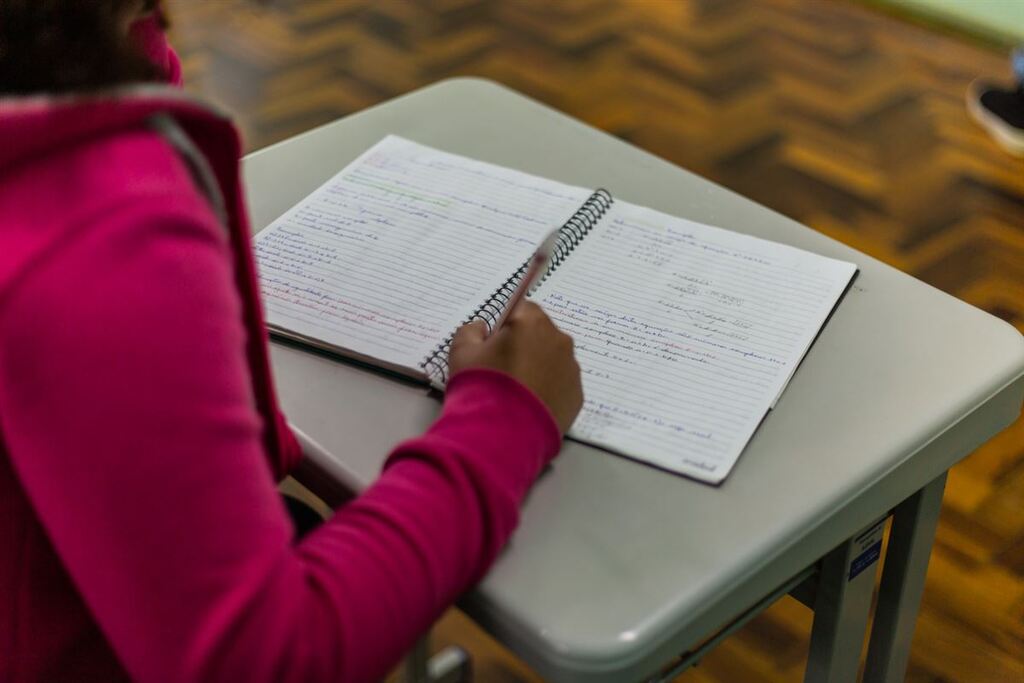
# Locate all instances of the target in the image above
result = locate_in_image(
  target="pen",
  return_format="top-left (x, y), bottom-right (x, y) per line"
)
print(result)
top-left (430, 227), bottom-right (562, 392)
top-left (489, 226), bottom-right (562, 335)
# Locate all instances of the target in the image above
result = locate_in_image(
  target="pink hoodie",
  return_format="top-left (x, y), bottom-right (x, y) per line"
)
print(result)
top-left (0, 14), bottom-right (560, 683)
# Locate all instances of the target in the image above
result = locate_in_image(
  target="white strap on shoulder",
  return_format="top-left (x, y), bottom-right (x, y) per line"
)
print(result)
top-left (147, 113), bottom-right (228, 227)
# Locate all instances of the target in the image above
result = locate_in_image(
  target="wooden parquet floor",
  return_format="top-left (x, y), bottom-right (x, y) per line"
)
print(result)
top-left (166, 1), bottom-right (1024, 680)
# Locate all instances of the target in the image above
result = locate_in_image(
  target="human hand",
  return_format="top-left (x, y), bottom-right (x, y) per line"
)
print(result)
top-left (448, 302), bottom-right (583, 434)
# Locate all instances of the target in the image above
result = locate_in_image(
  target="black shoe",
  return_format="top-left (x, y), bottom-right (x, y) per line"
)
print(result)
top-left (967, 80), bottom-right (1024, 156)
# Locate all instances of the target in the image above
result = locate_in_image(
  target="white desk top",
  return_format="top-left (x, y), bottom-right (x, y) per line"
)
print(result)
top-left (242, 78), bottom-right (1024, 682)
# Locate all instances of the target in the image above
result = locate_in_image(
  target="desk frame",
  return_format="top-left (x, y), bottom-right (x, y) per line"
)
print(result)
top-left (399, 473), bottom-right (945, 683)
top-left (244, 78), bottom-right (1024, 683)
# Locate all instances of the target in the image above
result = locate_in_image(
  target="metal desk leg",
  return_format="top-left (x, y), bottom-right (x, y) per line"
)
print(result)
top-left (804, 517), bottom-right (887, 683)
top-left (402, 635), bottom-right (472, 683)
top-left (863, 473), bottom-right (946, 683)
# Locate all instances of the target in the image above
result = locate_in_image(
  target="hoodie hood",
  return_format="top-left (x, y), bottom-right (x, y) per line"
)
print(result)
top-left (130, 9), bottom-right (184, 87)
top-left (0, 86), bottom-right (293, 471)
top-left (0, 3), bottom-right (184, 172)
top-left (0, 86), bottom-right (235, 175)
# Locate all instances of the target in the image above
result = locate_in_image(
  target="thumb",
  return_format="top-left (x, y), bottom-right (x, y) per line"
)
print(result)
top-left (452, 319), bottom-right (488, 348)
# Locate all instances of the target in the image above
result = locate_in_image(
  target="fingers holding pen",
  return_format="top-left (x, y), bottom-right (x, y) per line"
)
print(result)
top-left (448, 302), bottom-right (583, 434)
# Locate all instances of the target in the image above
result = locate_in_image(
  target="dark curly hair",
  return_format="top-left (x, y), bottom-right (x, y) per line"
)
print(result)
top-left (0, 0), bottom-right (165, 94)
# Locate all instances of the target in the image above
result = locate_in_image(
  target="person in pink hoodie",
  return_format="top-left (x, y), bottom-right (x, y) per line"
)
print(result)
top-left (0, 2), bottom-right (583, 682)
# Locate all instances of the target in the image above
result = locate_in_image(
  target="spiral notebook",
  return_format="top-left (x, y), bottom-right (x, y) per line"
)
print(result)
top-left (255, 135), bottom-right (857, 484)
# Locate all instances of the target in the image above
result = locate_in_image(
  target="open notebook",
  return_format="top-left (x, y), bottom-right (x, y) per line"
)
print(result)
top-left (255, 135), bottom-right (857, 484)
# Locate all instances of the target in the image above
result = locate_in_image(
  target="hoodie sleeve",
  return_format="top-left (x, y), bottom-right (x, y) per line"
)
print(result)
top-left (0, 192), bottom-right (561, 682)
top-left (275, 410), bottom-right (306, 478)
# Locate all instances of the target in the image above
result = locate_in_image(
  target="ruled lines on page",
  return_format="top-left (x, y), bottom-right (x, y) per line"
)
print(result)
top-left (255, 135), bottom-right (592, 374)
top-left (532, 202), bottom-right (857, 483)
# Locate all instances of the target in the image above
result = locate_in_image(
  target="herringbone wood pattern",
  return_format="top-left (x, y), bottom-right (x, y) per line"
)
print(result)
top-left (166, 1), bottom-right (1024, 680)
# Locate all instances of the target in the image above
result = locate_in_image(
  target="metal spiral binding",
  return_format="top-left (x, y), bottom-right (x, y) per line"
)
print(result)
top-left (421, 188), bottom-right (613, 386)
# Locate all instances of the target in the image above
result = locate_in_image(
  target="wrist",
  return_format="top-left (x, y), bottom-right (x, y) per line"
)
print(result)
top-left (444, 367), bottom-right (562, 463)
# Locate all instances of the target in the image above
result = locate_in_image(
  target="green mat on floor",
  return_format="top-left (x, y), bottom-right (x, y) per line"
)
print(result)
top-left (869, 0), bottom-right (1023, 46)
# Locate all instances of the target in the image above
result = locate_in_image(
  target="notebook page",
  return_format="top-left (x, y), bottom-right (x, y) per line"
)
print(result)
top-left (255, 135), bottom-right (592, 375)
top-left (532, 201), bottom-right (856, 483)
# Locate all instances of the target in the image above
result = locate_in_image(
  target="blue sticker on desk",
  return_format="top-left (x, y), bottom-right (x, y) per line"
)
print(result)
top-left (848, 518), bottom-right (886, 582)
top-left (848, 540), bottom-right (882, 581)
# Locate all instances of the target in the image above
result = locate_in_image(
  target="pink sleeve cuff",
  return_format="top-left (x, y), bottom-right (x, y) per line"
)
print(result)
top-left (384, 368), bottom-right (563, 492)
top-left (439, 367), bottom-right (562, 463)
